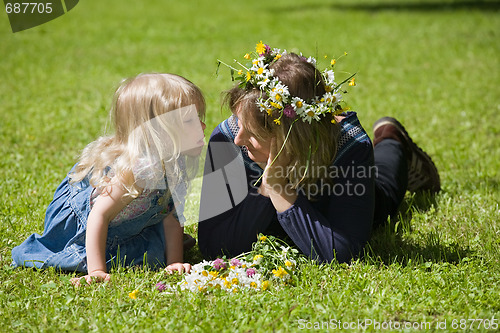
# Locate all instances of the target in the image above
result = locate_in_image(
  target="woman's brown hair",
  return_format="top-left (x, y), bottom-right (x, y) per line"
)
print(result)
top-left (224, 53), bottom-right (341, 194)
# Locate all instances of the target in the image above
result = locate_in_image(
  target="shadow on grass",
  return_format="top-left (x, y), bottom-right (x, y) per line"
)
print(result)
top-left (364, 191), bottom-right (473, 266)
top-left (276, 0), bottom-right (500, 12)
top-left (336, 0), bottom-right (500, 12)
top-left (184, 244), bottom-right (204, 265)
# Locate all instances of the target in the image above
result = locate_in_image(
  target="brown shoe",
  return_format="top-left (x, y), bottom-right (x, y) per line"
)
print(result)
top-left (183, 233), bottom-right (196, 251)
top-left (373, 117), bottom-right (441, 193)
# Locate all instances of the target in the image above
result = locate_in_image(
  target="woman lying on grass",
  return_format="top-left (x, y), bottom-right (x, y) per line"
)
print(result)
top-left (198, 42), bottom-right (440, 263)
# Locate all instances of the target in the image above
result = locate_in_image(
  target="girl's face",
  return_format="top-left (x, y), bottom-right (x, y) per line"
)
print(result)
top-left (234, 109), bottom-right (271, 163)
top-left (180, 105), bottom-right (206, 156)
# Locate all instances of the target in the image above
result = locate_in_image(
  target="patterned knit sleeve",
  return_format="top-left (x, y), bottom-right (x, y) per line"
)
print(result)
top-left (276, 112), bottom-right (376, 263)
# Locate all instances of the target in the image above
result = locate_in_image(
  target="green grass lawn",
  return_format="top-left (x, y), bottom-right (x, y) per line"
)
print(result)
top-left (1, 0), bottom-right (499, 331)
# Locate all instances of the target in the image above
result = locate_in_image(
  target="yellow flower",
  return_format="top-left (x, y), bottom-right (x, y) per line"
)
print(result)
top-left (275, 93), bottom-right (282, 101)
top-left (261, 280), bottom-right (271, 290)
top-left (257, 67), bottom-right (264, 75)
top-left (244, 53), bottom-right (251, 60)
top-left (223, 278), bottom-right (231, 288)
top-left (237, 70), bottom-right (243, 75)
top-left (128, 289), bottom-right (139, 299)
top-left (274, 54), bottom-right (282, 61)
top-left (331, 59), bottom-right (336, 66)
top-left (295, 100), bottom-right (303, 108)
top-left (272, 266), bottom-right (289, 279)
top-left (209, 271), bottom-right (218, 278)
top-left (266, 108), bottom-right (272, 116)
top-left (250, 282), bottom-right (257, 288)
top-left (274, 119), bottom-right (281, 125)
top-left (325, 95), bottom-right (336, 103)
top-left (253, 254), bottom-right (264, 262)
top-left (256, 41), bottom-right (266, 54)
top-left (270, 101), bottom-right (282, 109)
top-left (231, 277), bottom-right (239, 285)
top-left (285, 260), bottom-right (293, 268)
top-left (349, 78), bottom-right (356, 86)
top-left (246, 71), bottom-right (252, 82)
top-left (259, 235), bottom-right (267, 242)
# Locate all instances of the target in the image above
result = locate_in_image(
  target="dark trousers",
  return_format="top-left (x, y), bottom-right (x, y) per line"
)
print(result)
top-left (373, 139), bottom-right (408, 226)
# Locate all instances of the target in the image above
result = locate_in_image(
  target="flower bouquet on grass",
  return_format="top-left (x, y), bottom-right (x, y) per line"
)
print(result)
top-left (157, 234), bottom-right (304, 293)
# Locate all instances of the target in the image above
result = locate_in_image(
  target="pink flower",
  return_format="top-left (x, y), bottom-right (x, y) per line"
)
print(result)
top-left (230, 258), bottom-right (242, 267)
top-left (283, 104), bottom-right (296, 118)
top-left (264, 44), bottom-right (271, 55)
top-left (213, 258), bottom-right (227, 271)
top-left (246, 268), bottom-right (256, 277)
top-left (156, 282), bottom-right (166, 292)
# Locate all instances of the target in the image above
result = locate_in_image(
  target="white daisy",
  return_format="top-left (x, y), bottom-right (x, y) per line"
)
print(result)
top-left (323, 69), bottom-right (335, 85)
top-left (301, 106), bottom-right (321, 124)
top-left (306, 56), bottom-right (317, 66)
top-left (291, 97), bottom-right (306, 115)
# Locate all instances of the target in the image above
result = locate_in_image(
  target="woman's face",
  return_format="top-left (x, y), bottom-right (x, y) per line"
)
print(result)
top-left (234, 108), bottom-right (271, 163)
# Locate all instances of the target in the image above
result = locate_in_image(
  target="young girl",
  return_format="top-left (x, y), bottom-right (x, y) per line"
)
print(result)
top-left (11, 73), bottom-right (206, 284)
top-left (198, 43), bottom-right (440, 263)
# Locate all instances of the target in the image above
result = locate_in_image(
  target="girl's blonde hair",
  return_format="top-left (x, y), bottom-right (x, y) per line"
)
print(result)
top-left (70, 73), bottom-right (205, 197)
top-left (225, 53), bottom-right (340, 195)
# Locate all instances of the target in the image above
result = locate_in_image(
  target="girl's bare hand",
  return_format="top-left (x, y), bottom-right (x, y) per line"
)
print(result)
top-left (70, 270), bottom-right (111, 287)
top-left (165, 262), bottom-right (191, 275)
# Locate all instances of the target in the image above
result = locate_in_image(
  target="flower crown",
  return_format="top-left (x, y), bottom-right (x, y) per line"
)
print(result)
top-left (218, 41), bottom-right (356, 125)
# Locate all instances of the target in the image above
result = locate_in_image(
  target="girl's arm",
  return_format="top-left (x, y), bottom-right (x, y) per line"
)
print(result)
top-left (71, 177), bottom-right (135, 286)
top-left (163, 213), bottom-right (191, 274)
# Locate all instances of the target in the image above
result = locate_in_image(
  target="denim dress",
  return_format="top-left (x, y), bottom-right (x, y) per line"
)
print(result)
top-left (11, 166), bottom-right (183, 273)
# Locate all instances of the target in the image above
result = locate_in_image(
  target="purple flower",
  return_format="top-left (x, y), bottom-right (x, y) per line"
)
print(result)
top-left (283, 104), bottom-right (296, 118)
top-left (230, 258), bottom-right (242, 267)
top-left (246, 268), bottom-right (256, 277)
top-left (156, 282), bottom-right (167, 292)
top-left (213, 258), bottom-right (227, 271)
top-left (264, 44), bottom-right (271, 55)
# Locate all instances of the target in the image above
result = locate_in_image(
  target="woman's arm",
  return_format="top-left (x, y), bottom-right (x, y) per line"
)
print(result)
top-left (276, 145), bottom-right (375, 263)
top-left (162, 213), bottom-right (191, 274)
top-left (258, 138), bottom-right (298, 212)
top-left (197, 128), bottom-right (278, 259)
